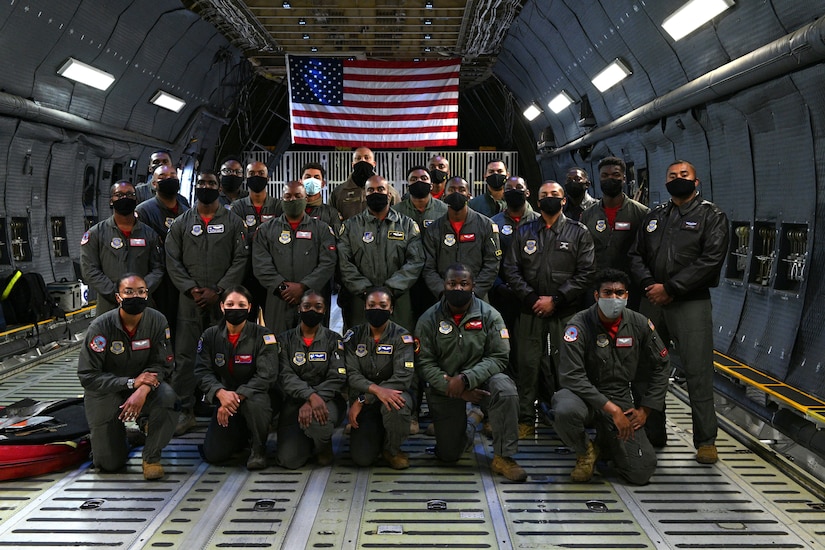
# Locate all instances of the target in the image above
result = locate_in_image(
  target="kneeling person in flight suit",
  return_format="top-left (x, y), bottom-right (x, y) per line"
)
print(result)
top-left (277, 291), bottom-right (347, 469)
top-left (552, 269), bottom-right (669, 484)
top-left (77, 273), bottom-right (177, 480)
top-left (195, 286), bottom-right (279, 470)
top-left (415, 264), bottom-right (527, 482)
top-left (345, 287), bottom-right (416, 470)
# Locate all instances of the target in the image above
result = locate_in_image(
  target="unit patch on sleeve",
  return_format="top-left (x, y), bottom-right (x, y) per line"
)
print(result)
top-left (563, 326), bottom-right (578, 342)
top-left (89, 335), bottom-right (107, 353)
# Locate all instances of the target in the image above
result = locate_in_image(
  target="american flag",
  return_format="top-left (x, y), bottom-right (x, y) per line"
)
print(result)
top-left (287, 56), bottom-right (460, 148)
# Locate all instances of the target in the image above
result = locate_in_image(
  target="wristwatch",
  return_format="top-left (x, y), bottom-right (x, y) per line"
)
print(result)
top-left (127, 378), bottom-right (135, 390)
top-left (357, 394), bottom-right (367, 404)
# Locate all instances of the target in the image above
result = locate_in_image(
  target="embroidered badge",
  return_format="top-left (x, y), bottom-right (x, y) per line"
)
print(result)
top-left (660, 347), bottom-right (669, 358)
top-left (207, 224), bottom-right (225, 234)
top-left (616, 337), bottom-right (634, 348)
top-left (439, 321), bottom-right (453, 334)
top-left (215, 353), bottom-right (225, 366)
top-left (563, 326), bottom-right (578, 343)
top-left (337, 367), bottom-right (347, 374)
top-left (376, 344), bottom-right (393, 354)
top-left (596, 334), bottom-right (610, 348)
top-left (500, 328), bottom-right (510, 339)
top-left (245, 215), bottom-right (257, 227)
top-left (355, 343), bottom-right (368, 357)
top-left (404, 361), bottom-right (414, 369)
top-left (129, 238), bottom-right (146, 247)
top-left (343, 329), bottom-right (354, 343)
top-left (388, 230), bottom-right (405, 240)
top-left (491, 223), bottom-right (499, 233)
top-left (309, 352), bottom-right (327, 361)
top-left (197, 338), bottom-right (204, 353)
top-left (80, 231), bottom-right (89, 245)
top-left (191, 225), bottom-right (203, 236)
top-left (338, 340), bottom-right (344, 351)
top-left (558, 241), bottom-right (571, 251)
top-left (164, 217), bottom-right (174, 228)
top-left (464, 320), bottom-right (483, 330)
top-left (459, 233), bottom-right (475, 243)
top-left (293, 351), bottom-right (307, 365)
top-left (424, 219), bottom-right (434, 227)
top-left (615, 221), bottom-right (631, 230)
top-left (444, 234), bottom-right (456, 246)
top-left (595, 220), bottom-right (607, 232)
top-left (131, 339), bottom-right (150, 351)
top-left (648, 319), bottom-right (656, 331)
top-left (646, 219), bottom-right (658, 233)
top-left (402, 334), bottom-right (414, 344)
top-left (110, 341), bottom-right (125, 355)
top-left (110, 238), bottom-right (124, 249)
top-left (361, 231), bottom-right (373, 244)
top-left (279, 230), bottom-right (291, 244)
top-left (524, 240), bottom-right (537, 255)
top-left (261, 214), bottom-right (275, 222)
top-left (296, 231), bottom-right (312, 239)
top-left (90, 335), bottom-right (107, 353)
top-left (263, 334), bottom-right (277, 345)
top-left (414, 337), bottom-right (421, 354)
top-left (501, 225), bottom-right (513, 236)
top-left (235, 355), bottom-right (253, 364)
top-left (165, 327), bottom-right (171, 340)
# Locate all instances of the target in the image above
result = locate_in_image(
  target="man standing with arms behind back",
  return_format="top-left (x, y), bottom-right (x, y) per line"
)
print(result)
top-left (629, 160), bottom-right (729, 464)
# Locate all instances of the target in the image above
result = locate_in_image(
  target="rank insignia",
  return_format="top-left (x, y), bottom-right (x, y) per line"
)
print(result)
top-left (191, 225), bottom-right (203, 236)
top-left (362, 231), bottom-right (374, 243)
top-left (338, 367), bottom-right (347, 374)
top-left (293, 352), bottom-right (306, 365)
top-left (110, 341), bottom-right (125, 354)
top-left (215, 353), bottom-right (225, 366)
top-left (110, 238), bottom-right (124, 249)
top-left (355, 344), bottom-right (368, 357)
top-left (279, 230), bottom-right (291, 244)
top-left (501, 225), bottom-right (513, 236)
top-left (438, 321), bottom-right (453, 334)
top-left (444, 234), bottom-right (456, 246)
top-left (595, 220), bottom-right (607, 232)
top-left (404, 361), bottom-right (414, 369)
top-left (524, 240), bottom-right (537, 255)
top-left (646, 220), bottom-right (658, 233)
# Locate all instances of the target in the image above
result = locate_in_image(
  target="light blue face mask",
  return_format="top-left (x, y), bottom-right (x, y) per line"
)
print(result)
top-left (598, 297), bottom-right (627, 319)
top-left (303, 177), bottom-right (323, 196)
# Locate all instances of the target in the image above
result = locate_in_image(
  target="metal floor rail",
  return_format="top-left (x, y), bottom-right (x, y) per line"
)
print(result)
top-left (1, 346), bottom-right (824, 549)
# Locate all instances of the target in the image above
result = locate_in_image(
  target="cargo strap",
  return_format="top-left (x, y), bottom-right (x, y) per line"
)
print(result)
top-left (1, 270), bottom-right (22, 301)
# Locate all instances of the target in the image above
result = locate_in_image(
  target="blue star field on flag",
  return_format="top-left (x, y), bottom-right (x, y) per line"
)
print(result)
top-left (288, 57), bottom-right (344, 106)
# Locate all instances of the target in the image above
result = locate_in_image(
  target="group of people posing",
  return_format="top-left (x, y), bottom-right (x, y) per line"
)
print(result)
top-left (76, 147), bottom-right (728, 487)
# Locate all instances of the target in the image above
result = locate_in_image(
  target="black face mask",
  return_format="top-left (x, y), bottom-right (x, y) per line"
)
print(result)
top-left (486, 173), bottom-right (507, 190)
top-left (564, 181), bottom-right (586, 201)
top-left (247, 176), bottom-right (268, 193)
top-left (600, 178), bottom-right (624, 198)
top-left (352, 161), bottom-right (374, 187)
top-left (443, 192), bottom-right (468, 211)
top-left (157, 178), bottom-right (180, 197)
top-left (223, 308), bottom-right (248, 326)
top-left (503, 189), bottom-right (526, 210)
top-left (539, 196), bottom-right (564, 215)
top-left (445, 289), bottom-right (473, 308)
top-left (196, 187), bottom-right (220, 205)
top-left (365, 308), bottom-right (391, 328)
top-left (300, 310), bottom-right (324, 328)
top-left (220, 175), bottom-right (243, 193)
top-left (429, 169), bottom-right (448, 185)
top-left (120, 297), bottom-right (149, 315)
top-left (666, 177), bottom-right (696, 198)
top-left (112, 198), bottom-right (137, 216)
top-left (365, 192), bottom-right (389, 212)
top-left (408, 180), bottom-right (431, 199)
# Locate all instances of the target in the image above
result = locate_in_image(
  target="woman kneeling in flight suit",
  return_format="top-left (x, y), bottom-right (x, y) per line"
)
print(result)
top-left (195, 286), bottom-right (279, 470)
top-left (277, 290), bottom-right (347, 468)
top-left (344, 287), bottom-right (416, 470)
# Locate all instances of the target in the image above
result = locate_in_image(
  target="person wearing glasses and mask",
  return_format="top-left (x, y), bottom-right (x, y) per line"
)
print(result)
top-left (277, 291), bottom-right (346, 468)
top-left (165, 169), bottom-right (249, 435)
top-left (553, 269), bottom-right (669, 485)
top-left (195, 286), bottom-right (279, 470)
top-left (217, 157), bottom-right (249, 208)
top-left (344, 287), bottom-right (415, 470)
top-left (77, 273), bottom-right (177, 480)
top-left (81, 180), bottom-right (164, 315)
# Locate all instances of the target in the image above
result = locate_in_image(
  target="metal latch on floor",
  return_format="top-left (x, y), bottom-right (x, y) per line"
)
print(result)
top-left (585, 500), bottom-right (608, 512)
top-left (79, 499), bottom-right (104, 510)
top-left (427, 499), bottom-right (447, 511)
top-left (253, 499), bottom-right (276, 511)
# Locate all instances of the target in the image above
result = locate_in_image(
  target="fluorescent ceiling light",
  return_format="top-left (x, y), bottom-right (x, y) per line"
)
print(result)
top-left (523, 104), bottom-right (542, 121)
top-left (56, 58), bottom-right (115, 91)
top-left (548, 91), bottom-right (574, 113)
top-left (662, 0), bottom-right (734, 41)
top-left (591, 59), bottom-right (632, 92)
top-left (150, 90), bottom-right (186, 113)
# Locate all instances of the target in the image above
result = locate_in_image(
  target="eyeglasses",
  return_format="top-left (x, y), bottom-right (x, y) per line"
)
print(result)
top-left (220, 168), bottom-right (243, 176)
top-left (119, 288), bottom-right (149, 297)
top-left (599, 288), bottom-right (628, 298)
top-left (113, 192), bottom-right (137, 199)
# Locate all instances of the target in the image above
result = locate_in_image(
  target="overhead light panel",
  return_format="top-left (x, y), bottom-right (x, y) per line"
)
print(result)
top-left (591, 59), bottom-right (632, 92)
top-left (150, 90), bottom-right (186, 113)
top-left (523, 103), bottom-right (542, 121)
top-left (56, 58), bottom-right (115, 91)
top-left (662, 0), bottom-right (735, 41)
top-left (548, 91), bottom-right (574, 113)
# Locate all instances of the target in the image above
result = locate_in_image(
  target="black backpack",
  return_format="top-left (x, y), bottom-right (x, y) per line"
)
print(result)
top-left (0, 270), bottom-right (57, 325)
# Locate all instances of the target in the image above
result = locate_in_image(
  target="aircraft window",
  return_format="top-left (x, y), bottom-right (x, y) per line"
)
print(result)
top-left (82, 165), bottom-right (97, 208)
top-left (0, 218), bottom-right (9, 265)
top-left (10, 217), bottom-right (32, 263)
top-left (51, 217), bottom-right (68, 258)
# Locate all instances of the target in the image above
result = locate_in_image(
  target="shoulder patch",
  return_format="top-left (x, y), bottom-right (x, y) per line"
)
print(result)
top-left (500, 328), bottom-right (509, 339)
top-left (343, 329), bottom-right (354, 343)
top-left (197, 338), bottom-right (204, 353)
top-left (89, 335), bottom-right (107, 353)
top-left (648, 319), bottom-right (655, 331)
top-left (80, 231), bottom-right (90, 245)
top-left (563, 326), bottom-right (578, 343)
top-left (414, 337), bottom-right (421, 354)
top-left (165, 327), bottom-right (171, 340)
top-left (263, 334), bottom-right (277, 345)
top-left (402, 334), bottom-right (414, 344)
top-left (338, 339), bottom-right (344, 351)
top-left (491, 223), bottom-right (499, 233)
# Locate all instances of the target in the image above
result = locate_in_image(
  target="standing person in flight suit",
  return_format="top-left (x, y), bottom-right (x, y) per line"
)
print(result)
top-left (337, 175), bottom-right (424, 331)
top-left (77, 274), bottom-right (177, 480)
top-left (165, 169), bottom-right (249, 435)
top-left (329, 147), bottom-right (400, 221)
top-left (415, 264), bottom-right (527, 482)
top-left (422, 177), bottom-right (502, 301)
top-left (81, 180), bottom-right (164, 315)
top-left (230, 161), bottom-right (282, 322)
top-left (629, 160), bottom-right (729, 464)
top-left (136, 150), bottom-right (175, 205)
top-left (277, 291), bottom-right (347, 469)
top-left (217, 157), bottom-right (249, 208)
top-left (467, 159), bottom-right (508, 218)
top-left (503, 181), bottom-right (596, 438)
top-left (553, 269), bottom-right (669, 484)
top-left (427, 155), bottom-right (450, 200)
top-left (490, 176), bottom-right (539, 381)
top-left (563, 167), bottom-right (599, 222)
top-left (580, 157), bottom-right (649, 311)
top-left (345, 288), bottom-right (416, 470)
top-left (195, 286), bottom-right (279, 470)
top-left (300, 162), bottom-right (343, 236)
top-left (136, 164), bottom-right (190, 343)
top-left (253, 181), bottom-right (338, 335)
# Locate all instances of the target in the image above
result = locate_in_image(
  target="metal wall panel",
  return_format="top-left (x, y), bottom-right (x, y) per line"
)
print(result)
top-left (715, 1), bottom-right (787, 61)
